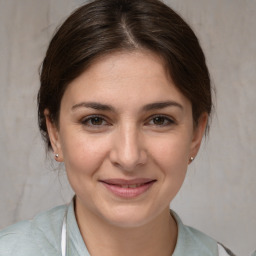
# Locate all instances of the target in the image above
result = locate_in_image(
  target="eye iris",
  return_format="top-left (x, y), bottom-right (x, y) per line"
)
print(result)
top-left (91, 117), bottom-right (103, 125)
top-left (153, 116), bottom-right (165, 125)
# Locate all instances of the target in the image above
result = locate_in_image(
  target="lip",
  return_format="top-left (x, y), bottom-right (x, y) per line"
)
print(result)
top-left (99, 178), bottom-right (156, 199)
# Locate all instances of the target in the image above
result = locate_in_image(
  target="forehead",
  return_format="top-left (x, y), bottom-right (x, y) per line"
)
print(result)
top-left (61, 50), bottom-right (191, 111)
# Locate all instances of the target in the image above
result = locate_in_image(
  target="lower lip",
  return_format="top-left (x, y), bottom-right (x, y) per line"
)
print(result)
top-left (101, 182), bottom-right (154, 199)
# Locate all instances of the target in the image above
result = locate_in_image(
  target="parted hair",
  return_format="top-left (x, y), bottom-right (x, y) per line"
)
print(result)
top-left (38, 0), bottom-right (212, 150)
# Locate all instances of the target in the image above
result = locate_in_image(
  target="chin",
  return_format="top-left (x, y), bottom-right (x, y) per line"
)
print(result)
top-left (105, 215), bottom-right (150, 228)
top-left (99, 205), bottom-right (161, 229)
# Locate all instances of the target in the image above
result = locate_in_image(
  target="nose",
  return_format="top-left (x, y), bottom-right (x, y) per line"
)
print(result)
top-left (109, 124), bottom-right (147, 172)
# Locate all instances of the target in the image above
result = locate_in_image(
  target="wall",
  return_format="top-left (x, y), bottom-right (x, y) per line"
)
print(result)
top-left (0, 0), bottom-right (255, 255)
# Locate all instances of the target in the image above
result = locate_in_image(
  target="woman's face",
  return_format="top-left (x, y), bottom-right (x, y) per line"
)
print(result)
top-left (46, 50), bottom-right (207, 228)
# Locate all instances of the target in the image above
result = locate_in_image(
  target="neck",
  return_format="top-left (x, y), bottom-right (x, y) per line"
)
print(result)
top-left (75, 199), bottom-right (177, 256)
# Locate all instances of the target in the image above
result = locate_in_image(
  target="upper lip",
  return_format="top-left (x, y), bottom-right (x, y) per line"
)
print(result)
top-left (99, 178), bottom-right (156, 185)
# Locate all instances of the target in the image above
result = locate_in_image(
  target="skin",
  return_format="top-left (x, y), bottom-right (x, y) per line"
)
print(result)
top-left (45, 50), bottom-right (207, 256)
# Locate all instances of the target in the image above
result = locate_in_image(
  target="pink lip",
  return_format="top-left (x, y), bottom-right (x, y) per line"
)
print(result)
top-left (100, 178), bottom-right (156, 199)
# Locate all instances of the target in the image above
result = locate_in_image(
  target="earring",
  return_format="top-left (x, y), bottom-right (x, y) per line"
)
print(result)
top-left (55, 153), bottom-right (59, 159)
top-left (189, 156), bottom-right (194, 163)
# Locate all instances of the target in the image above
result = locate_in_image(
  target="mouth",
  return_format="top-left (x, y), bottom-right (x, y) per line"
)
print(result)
top-left (112, 183), bottom-right (147, 188)
top-left (99, 179), bottom-right (156, 199)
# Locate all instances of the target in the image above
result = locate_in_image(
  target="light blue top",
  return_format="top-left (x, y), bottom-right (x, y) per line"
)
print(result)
top-left (0, 200), bottom-right (223, 255)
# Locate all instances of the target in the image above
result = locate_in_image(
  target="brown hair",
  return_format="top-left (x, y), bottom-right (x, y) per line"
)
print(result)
top-left (38, 0), bottom-right (212, 150)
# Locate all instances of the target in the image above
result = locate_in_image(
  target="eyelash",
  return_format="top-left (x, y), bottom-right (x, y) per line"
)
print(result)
top-left (81, 114), bottom-right (175, 129)
top-left (145, 115), bottom-right (175, 127)
top-left (81, 115), bottom-right (110, 127)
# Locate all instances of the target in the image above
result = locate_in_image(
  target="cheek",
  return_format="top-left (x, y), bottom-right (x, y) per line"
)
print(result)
top-left (149, 134), bottom-right (191, 185)
top-left (150, 133), bottom-right (191, 165)
top-left (60, 133), bottom-right (112, 200)
top-left (60, 130), bottom-right (110, 178)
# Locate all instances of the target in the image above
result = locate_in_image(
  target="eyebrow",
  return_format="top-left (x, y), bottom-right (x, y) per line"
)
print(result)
top-left (142, 101), bottom-right (183, 111)
top-left (72, 102), bottom-right (115, 112)
top-left (71, 100), bottom-right (183, 112)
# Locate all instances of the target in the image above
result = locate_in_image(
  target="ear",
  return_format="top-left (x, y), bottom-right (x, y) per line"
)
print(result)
top-left (189, 113), bottom-right (208, 164)
top-left (44, 109), bottom-right (63, 162)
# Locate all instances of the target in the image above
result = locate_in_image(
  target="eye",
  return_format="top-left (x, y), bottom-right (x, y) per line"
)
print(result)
top-left (146, 115), bottom-right (175, 127)
top-left (81, 115), bottom-right (108, 127)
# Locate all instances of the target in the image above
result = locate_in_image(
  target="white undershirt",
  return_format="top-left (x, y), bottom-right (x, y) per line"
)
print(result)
top-left (218, 243), bottom-right (232, 256)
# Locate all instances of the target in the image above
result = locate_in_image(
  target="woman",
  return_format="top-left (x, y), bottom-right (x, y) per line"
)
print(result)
top-left (0, 0), bottom-right (235, 255)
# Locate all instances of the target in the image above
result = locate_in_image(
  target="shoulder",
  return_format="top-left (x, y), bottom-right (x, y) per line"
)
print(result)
top-left (0, 204), bottom-right (67, 256)
top-left (172, 211), bottom-right (235, 256)
top-left (181, 225), bottom-right (235, 256)
top-left (182, 224), bottom-right (219, 254)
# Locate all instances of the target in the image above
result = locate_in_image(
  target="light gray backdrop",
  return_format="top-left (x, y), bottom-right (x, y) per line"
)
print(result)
top-left (0, 0), bottom-right (255, 255)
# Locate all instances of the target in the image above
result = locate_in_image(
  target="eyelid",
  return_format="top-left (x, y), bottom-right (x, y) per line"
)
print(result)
top-left (81, 114), bottom-right (111, 126)
top-left (79, 114), bottom-right (175, 128)
top-left (145, 114), bottom-right (176, 126)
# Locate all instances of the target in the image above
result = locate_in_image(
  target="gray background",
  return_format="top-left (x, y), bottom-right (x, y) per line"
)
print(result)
top-left (0, 0), bottom-right (255, 255)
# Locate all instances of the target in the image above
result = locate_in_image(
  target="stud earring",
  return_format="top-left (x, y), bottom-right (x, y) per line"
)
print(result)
top-left (189, 156), bottom-right (194, 163)
top-left (55, 153), bottom-right (59, 159)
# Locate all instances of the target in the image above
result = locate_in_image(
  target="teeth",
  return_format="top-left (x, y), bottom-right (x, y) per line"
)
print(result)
top-left (120, 184), bottom-right (142, 188)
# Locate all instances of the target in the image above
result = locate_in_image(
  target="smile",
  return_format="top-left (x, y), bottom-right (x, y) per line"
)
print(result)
top-left (100, 179), bottom-right (156, 199)
top-left (116, 184), bottom-right (144, 188)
